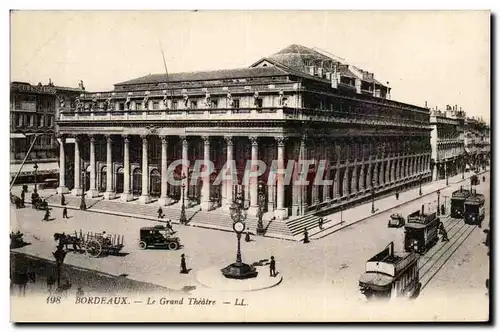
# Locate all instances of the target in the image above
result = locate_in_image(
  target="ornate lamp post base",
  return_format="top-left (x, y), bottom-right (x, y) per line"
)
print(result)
top-left (221, 262), bottom-right (258, 280)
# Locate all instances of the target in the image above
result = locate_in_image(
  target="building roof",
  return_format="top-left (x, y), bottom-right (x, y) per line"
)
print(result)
top-left (116, 66), bottom-right (288, 86)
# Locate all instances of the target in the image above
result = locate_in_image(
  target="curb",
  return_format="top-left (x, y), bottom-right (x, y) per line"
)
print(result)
top-left (312, 171), bottom-right (488, 240)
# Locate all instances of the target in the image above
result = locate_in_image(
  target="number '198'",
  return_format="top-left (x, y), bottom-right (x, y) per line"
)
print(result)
top-left (46, 296), bottom-right (61, 304)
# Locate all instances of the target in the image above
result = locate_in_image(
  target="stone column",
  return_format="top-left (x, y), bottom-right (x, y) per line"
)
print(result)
top-left (86, 135), bottom-right (99, 198)
top-left (385, 160), bottom-right (390, 184)
top-left (181, 136), bottom-right (189, 205)
top-left (200, 136), bottom-right (211, 211)
top-left (334, 165), bottom-right (341, 198)
top-left (342, 165), bottom-right (349, 197)
top-left (56, 135), bottom-right (69, 194)
top-left (104, 135), bottom-right (116, 199)
top-left (138, 135), bottom-right (151, 204)
top-left (378, 162), bottom-right (384, 186)
top-left (358, 164), bottom-right (365, 191)
top-left (323, 163), bottom-right (332, 202)
top-left (71, 136), bottom-right (82, 196)
top-left (224, 136), bottom-right (234, 211)
top-left (248, 136), bottom-right (259, 217)
top-left (275, 136), bottom-right (287, 220)
top-left (351, 164), bottom-right (358, 195)
top-left (158, 136), bottom-right (170, 206)
top-left (121, 135), bottom-right (133, 201)
top-left (366, 160), bottom-right (373, 189)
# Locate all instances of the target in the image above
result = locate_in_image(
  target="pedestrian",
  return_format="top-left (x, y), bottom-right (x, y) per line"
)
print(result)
top-left (157, 207), bottom-right (164, 219)
top-left (269, 256), bottom-right (276, 277)
top-left (43, 209), bottom-right (51, 222)
top-left (483, 176), bottom-right (486, 182)
top-left (439, 222), bottom-right (449, 242)
top-left (245, 230), bottom-right (251, 242)
top-left (76, 287), bottom-right (85, 297)
top-left (63, 207), bottom-right (69, 220)
top-left (318, 217), bottom-right (324, 230)
top-left (180, 254), bottom-right (188, 274)
top-left (303, 228), bottom-right (310, 244)
top-left (440, 204), bottom-right (445, 216)
top-left (61, 194), bottom-right (66, 206)
top-left (20, 191), bottom-right (25, 207)
top-left (395, 191), bottom-right (399, 200)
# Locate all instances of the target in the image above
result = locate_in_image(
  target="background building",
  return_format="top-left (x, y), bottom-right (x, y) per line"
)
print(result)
top-left (429, 105), bottom-right (466, 181)
top-left (10, 80), bottom-right (83, 186)
top-left (465, 116), bottom-right (490, 171)
top-left (56, 44), bottom-right (432, 220)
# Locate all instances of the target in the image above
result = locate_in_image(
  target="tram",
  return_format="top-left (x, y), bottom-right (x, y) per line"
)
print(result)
top-left (404, 206), bottom-right (439, 254)
top-left (450, 187), bottom-right (471, 218)
top-left (464, 190), bottom-right (485, 226)
top-left (359, 242), bottom-right (421, 300)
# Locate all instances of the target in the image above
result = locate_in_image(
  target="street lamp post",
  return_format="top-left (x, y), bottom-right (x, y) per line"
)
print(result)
top-left (33, 163), bottom-right (39, 192)
top-left (371, 180), bottom-right (376, 214)
top-left (220, 192), bottom-right (258, 279)
top-left (256, 183), bottom-right (266, 235)
top-left (437, 190), bottom-right (441, 216)
top-left (79, 158), bottom-right (86, 211)
top-left (179, 173), bottom-right (187, 225)
top-left (419, 173), bottom-right (423, 196)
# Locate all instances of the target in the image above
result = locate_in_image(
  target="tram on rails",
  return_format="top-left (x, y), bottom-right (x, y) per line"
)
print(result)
top-left (464, 190), bottom-right (485, 226)
top-left (450, 187), bottom-right (471, 219)
top-left (359, 242), bottom-right (421, 300)
top-left (404, 206), bottom-right (440, 254)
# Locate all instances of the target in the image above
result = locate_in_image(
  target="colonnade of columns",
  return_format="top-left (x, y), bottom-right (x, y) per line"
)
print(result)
top-left (56, 133), bottom-right (432, 219)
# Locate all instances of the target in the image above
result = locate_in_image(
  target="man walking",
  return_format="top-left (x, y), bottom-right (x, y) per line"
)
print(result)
top-left (303, 228), bottom-right (310, 244)
top-left (63, 207), bottom-right (69, 220)
top-left (269, 256), bottom-right (276, 277)
top-left (61, 194), bottom-right (66, 206)
top-left (180, 254), bottom-right (188, 274)
top-left (157, 207), bottom-right (164, 219)
top-left (318, 217), bottom-right (324, 230)
top-left (438, 222), bottom-right (449, 242)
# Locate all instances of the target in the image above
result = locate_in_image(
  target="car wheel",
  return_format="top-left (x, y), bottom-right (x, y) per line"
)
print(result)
top-left (168, 242), bottom-right (179, 250)
top-left (138, 241), bottom-right (147, 250)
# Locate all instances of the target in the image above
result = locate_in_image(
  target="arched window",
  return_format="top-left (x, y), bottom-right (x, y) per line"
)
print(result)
top-left (116, 167), bottom-right (124, 193)
top-left (132, 168), bottom-right (142, 196)
top-left (100, 166), bottom-right (107, 192)
top-left (150, 169), bottom-right (161, 197)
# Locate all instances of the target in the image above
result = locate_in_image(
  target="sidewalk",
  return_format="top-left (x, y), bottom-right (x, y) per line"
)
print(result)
top-left (309, 169), bottom-right (488, 240)
top-left (13, 169), bottom-right (488, 242)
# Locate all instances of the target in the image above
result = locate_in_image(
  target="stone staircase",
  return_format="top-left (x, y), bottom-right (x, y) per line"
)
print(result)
top-left (44, 194), bottom-right (294, 239)
top-left (285, 214), bottom-right (322, 236)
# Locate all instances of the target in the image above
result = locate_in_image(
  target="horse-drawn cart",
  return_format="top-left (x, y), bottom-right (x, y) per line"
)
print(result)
top-left (83, 231), bottom-right (125, 258)
top-left (54, 230), bottom-right (124, 258)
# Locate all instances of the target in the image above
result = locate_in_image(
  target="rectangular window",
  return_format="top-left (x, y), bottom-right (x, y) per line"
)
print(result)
top-left (171, 100), bottom-right (178, 110)
top-left (119, 103), bottom-right (125, 111)
top-left (233, 99), bottom-right (240, 109)
top-left (255, 98), bottom-right (263, 108)
top-left (153, 102), bottom-right (159, 110)
top-left (28, 115), bottom-right (34, 127)
top-left (190, 100), bottom-right (198, 109)
top-left (211, 99), bottom-right (218, 109)
top-left (49, 115), bottom-right (53, 127)
top-left (17, 114), bottom-right (23, 127)
top-left (37, 115), bottom-right (43, 127)
top-left (135, 102), bottom-right (142, 111)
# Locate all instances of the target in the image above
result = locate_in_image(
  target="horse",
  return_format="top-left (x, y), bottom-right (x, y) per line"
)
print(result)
top-left (10, 271), bottom-right (36, 296)
top-left (54, 233), bottom-right (83, 252)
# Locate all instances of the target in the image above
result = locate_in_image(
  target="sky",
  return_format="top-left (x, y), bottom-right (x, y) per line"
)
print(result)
top-left (10, 10), bottom-right (490, 122)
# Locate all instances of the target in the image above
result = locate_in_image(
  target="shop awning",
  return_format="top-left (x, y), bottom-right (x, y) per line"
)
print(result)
top-left (10, 133), bottom-right (26, 139)
top-left (10, 162), bottom-right (60, 176)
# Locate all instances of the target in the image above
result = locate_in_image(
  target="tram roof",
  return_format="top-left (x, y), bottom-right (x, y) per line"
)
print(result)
top-left (452, 189), bottom-right (471, 199)
top-left (465, 194), bottom-right (485, 204)
top-left (359, 272), bottom-right (393, 288)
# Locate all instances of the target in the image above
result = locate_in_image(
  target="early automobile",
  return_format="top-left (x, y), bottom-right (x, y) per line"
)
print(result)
top-left (41, 178), bottom-right (59, 189)
top-left (138, 225), bottom-right (181, 250)
top-left (388, 213), bottom-right (405, 228)
top-left (359, 242), bottom-right (421, 300)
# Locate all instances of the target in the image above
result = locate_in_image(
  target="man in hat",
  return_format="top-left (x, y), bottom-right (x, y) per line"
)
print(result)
top-left (63, 207), bottom-right (69, 220)
top-left (157, 207), bottom-right (164, 219)
top-left (269, 256), bottom-right (276, 277)
top-left (180, 254), bottom-right (188, 274)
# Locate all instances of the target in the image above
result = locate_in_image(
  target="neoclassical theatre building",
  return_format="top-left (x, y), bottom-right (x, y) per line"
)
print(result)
top-left (57, 44), bottom-right (432, 220)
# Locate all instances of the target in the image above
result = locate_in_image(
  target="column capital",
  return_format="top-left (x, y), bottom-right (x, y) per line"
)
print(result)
top-left (180, 135), bottom-right (188, 144)
top-left (122, 134), bottom-right (129, 143)
top-left (105, 134), bottom-right (113, 143)
top-left (89, 135), bottom-right (95, 143)
top-left (224, 136), bottom-right (234, 146)
top-left (140, 134), bottom-right (148, 141)
top-left (249, 136), bottom-right (259, 146)
top-left (160, 135), bottom-right (168, 144)
top-left (201, 136), bottom-right (210, 145)
top-left (275, 136), bottom-right (287, 147)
